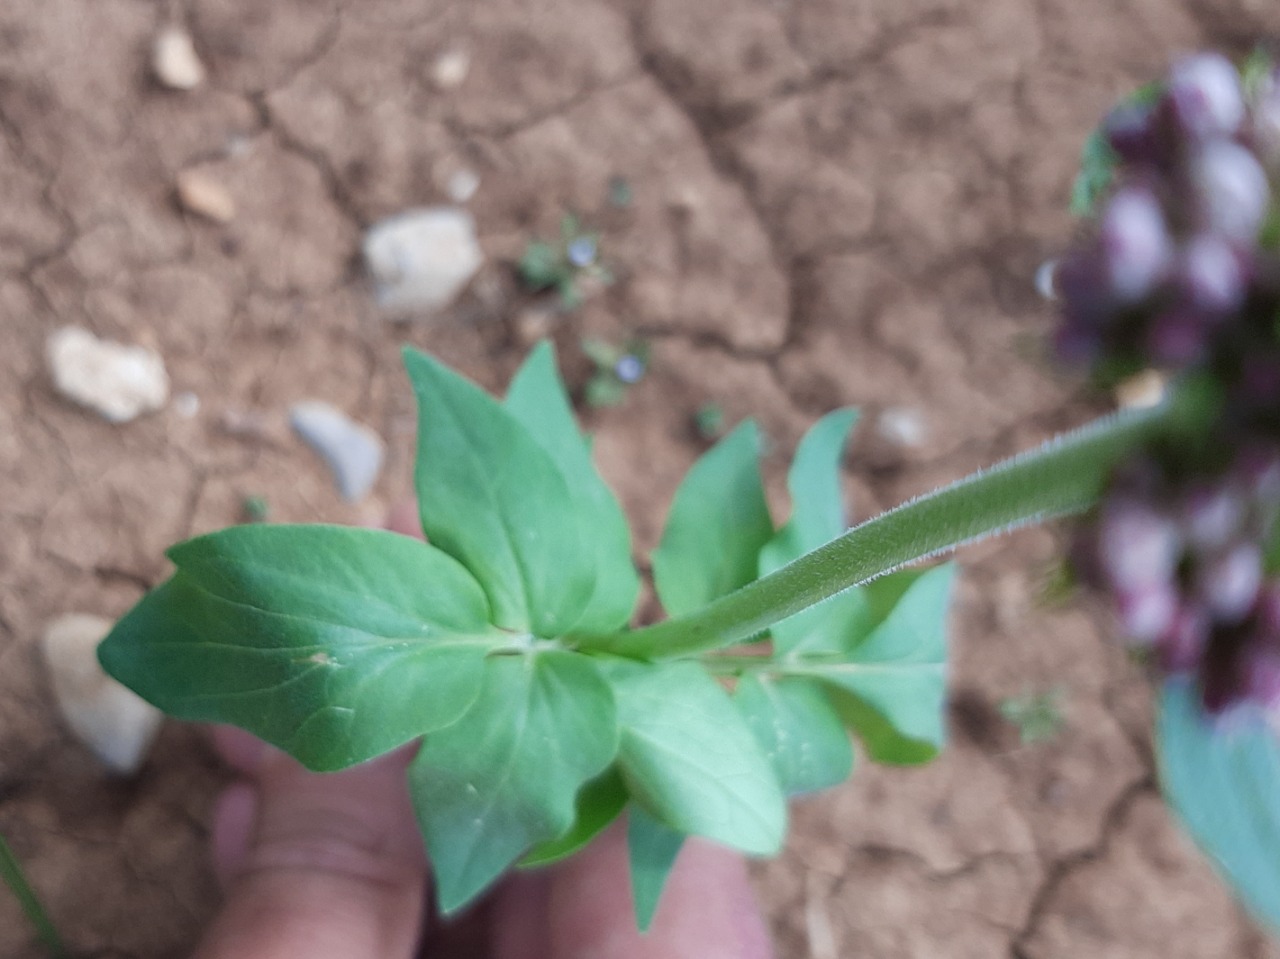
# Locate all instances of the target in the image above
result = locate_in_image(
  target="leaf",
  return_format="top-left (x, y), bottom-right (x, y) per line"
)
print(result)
top-left (627, 805), bottom-right (685, 932)
top-left (760, 408), bottom-right (862, 656)
top-left (608, 660), bottom-right (785, 855)
top-left (804, 564), bottom-right (954, 764)
top-left (1070, 81), bottom-right (1163, 217)
top-left (505, 342), bottom-right (639, 633)
top-left (404, 347), bottom-right (595, 636)
top-left (1158, 679), bottom-right (1280, 933)
top-left (99, 525), bottom-right (497, 770)
top-left (734, 674), bottom-right (854, 795)
top-left (652, 421), bottom-right (774, 618)
top-left (519, 241), bottom-right (564, 290)
top-left (760, 408), bottom-right (860, 571)
top-left (409, 651), bottom-right (619, 913)
top-left (518, 768), bottom-right (628, 869)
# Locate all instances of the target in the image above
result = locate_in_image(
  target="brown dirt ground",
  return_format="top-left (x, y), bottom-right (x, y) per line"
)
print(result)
top-left (4, 0), bottom-right (1280, 956)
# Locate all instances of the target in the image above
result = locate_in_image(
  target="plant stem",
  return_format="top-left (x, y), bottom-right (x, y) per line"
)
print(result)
top-left (585, 405), bottom-right (1174, 659)
top-left (0, 831), bottom-right (65, 959)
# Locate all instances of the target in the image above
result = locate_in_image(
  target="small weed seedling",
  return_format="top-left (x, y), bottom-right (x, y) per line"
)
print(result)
top-left (694, 403), bottom-right (727, 441)
top-left (518, 214), bottom-right (612, 310)
top-left (75, 48), bottom-right (1280, 943)
top-left (580, 337), bottom-right (649, 408)
top-left (999, 688), bottom-right (1065, 745)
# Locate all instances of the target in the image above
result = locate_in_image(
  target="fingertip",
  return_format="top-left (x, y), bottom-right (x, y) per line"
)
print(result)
top-left (211, 781), bottom-right (258, 889)
top-left (384, 499), bottom-right (424, 540)
top-left (208, 725), bottom-right (270, 774)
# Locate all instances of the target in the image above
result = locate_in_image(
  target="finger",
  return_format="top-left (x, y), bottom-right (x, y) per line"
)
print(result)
top-left (492, 819), bottom-right (774, 959)
top-left (192, 747), bottom-right (428, 959)
top-left (384, 499), bottom-right (423, 539)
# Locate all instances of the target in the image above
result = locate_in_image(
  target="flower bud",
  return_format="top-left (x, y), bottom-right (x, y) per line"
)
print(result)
top-left (1181, 481), bottom-right (1243, 550)
top-left (1116, 580), bottom-right (1180, 643)
top-left (1187, 139), bottom-right (1270, 244)
top-left (1167, 52), bottom-right (1246, 141)
top-left (1099, 185), bottom-right (1172, 301)
top-left (1145, 308), bottom-right (1208, 365)
top-left (1103, 99), bottom-right (1162, 165)
top-left (1197, 541), bottom-right (1263, 624)
top-left (1178, 233), bottom-right (1248, 314)
top-left (1159, 602), bottom-right (1209, 671)
top-left (1098, 497), bottom-right (1182, 590)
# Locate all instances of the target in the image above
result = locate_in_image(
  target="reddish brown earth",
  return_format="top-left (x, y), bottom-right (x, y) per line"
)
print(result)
top-left (3, 0), bottom-right (1280, 956)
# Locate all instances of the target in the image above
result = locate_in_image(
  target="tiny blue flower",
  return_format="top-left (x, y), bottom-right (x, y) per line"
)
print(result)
top-left (567, 236), bottom-right (598, 268)
top-left (615, 354), bottom-right (645, 384)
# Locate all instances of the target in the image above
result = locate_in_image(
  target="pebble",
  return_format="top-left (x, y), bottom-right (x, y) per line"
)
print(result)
top-left (513, 306), bottom-right (557, 346)
top-left (42, 614), bottom-right (163, 775)
top-left (290, 401), bottom-right (385, 501)
top-left (432, 49), bottom-right (471, 90)
top-left (1114, 369), bottom-right (1167, 409)
top-left (152, 25), bottom-right (206, 91)
top-left (1035, 259), bottom-right (1058, 301)
top-left (446, 168), bottom-right (481, 203)
top-left (176, 169), bottom-right (236, 223)
top-left (363, 207), bottom-right (484, 315)
top-left (875, 407), bottom-right (928, 449)
top-left (172, 391), bottom-right (200, 418)
top-left (46, 326), bottom-right (169, 423)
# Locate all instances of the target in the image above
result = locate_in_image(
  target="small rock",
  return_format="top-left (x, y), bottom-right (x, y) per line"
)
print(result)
top-left (446, 168), bottom-right (481, 203)
top-left (432, 49), bottom-right (471, 90)
top-left (363, 207), bottom-right (484, 315)
top-left (875, 407), bottom-right (928, 449)
top-left (152, 25), bottom-right (206, 91)
top-left (1114, 369), bottom-right (1167, 410)
top-left (1035, 259), bottom-right (1058, 301)
top-left (42, 614), bottom-right (163, 775)
top-left (172, 391), bottom-right (200, 418)
top-left (176, 169), bottom-right (236, 223)
top-left (290, 401), bottom-right (385, 501)
top-left (47, 326), bottom-right (169, 423)
top-left (513, 306), bottom-right (557, 346)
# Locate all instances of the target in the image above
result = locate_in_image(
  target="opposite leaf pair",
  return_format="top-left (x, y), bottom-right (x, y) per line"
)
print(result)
top-left (99, 343), bottom-right (951, 925)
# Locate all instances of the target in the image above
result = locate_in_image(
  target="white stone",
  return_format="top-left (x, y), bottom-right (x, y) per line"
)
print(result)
top-left (152, 26), bottom-right (206, 91)
top-left (176, 169), bottom-right (236, 223)
top-left (1114, 369), bottom-right (1167, 410)
top-left (290, 401), bottom-right (385, 501)
top-left (47, 326), bottom-right (169, 423)
top-left (1035, 259), bottom-right (1058, 301)
top-left (446, 168), bottom-right (481, 203)
top-left (363, 207), bottom-right (484, 315)
top-left (875, 406), bottom-right (928, 449)
top-left (432, 49), bottom-right (471, 90)
top-left (42, 614), bottom-right (163, 775)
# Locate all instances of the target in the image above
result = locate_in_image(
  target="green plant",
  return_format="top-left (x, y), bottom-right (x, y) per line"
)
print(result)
top-left (999, 688), bottom-right (1065, 745)
top-left (96, 339), bottom-right (1165, 926)
top-left (1, 832), bottom-right (65, 958)
top-left (518, 214), bottom-right (611, 310)
top-left (81, 47), bottom-right (1280, 942)
top-left (580, 337), bottom-right (649, 408)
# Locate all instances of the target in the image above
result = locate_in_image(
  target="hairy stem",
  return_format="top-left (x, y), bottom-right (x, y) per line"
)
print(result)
top-left (583, 405), bottom-right (1174, 659)
top-left (0, 831), bottom-right (65, 958)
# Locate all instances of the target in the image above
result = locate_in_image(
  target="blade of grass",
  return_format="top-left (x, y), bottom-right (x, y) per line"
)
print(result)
top-left (0, 831), bottom-right (65, 958)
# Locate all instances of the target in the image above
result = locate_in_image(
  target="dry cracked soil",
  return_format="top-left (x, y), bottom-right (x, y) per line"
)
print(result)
top-left (4, 0), bottom-right (1280, 956)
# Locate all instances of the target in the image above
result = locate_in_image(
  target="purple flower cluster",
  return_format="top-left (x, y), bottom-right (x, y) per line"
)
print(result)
top-left (1054, 53), bottom-right (1279, 377)
top-left (1076, 448), bottom-right (1280, 713)
top-left (1061, 53), bottom-right (1280, 716)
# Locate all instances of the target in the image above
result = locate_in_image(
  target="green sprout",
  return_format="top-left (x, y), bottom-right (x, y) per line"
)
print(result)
top-left (999, 688), bottom-right (1065, 745)
top-left (581, 337), bottom-right (649, 408)
top-left (518, 215), bottom-right (612, 310)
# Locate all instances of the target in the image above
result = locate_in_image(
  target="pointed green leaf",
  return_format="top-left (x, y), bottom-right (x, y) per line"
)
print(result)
top-left (734, 674), bottom-right (854, 795)
top-left (410, 651), bottom-right (619, 913)
top-left (627, 805), bottom-right (685, 932)
top-left (1158, 679), bottom-right (1280, 933)
top-left (801, 564), bottom-right (954, 764)
top-left (652, 421), bottom-right (773, 618)
top-left (518, 768), bottom-right (628, 869)
top-left (760, 408), bottom-right (859, 572)
top-left (760, 408), bottom-right (861, 656)
top-left (609, 660), bottom-right (785, 855)
top-left (505, 342), bottom-right (639, 633)
top-left (404, 347), bottom-right (595, 635)
top-left (99, 526), bottom-right (497, 770)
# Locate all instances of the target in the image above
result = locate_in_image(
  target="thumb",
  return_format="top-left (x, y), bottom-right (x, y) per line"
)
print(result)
top-left (194, 732), bottom-right (428, 959)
